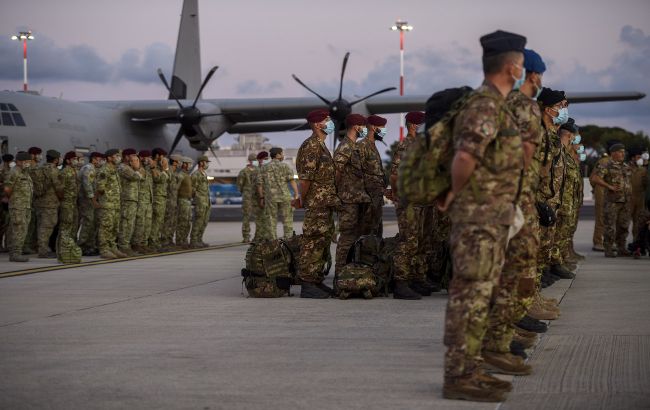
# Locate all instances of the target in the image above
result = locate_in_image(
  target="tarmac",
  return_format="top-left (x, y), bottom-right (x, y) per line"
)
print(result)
top-left (0, 217), bottom-right (648, 409)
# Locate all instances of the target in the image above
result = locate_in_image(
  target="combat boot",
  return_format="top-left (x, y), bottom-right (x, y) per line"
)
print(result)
top-left (475, 371), bottom-right (513, 392)
top-left (9, 253), bottom-right (29, 262)
top-left (482, 350), bottom-right (532, 375)
top-left (119, 247), bottom-right (135, 257)
top-left (513, 331), bottom-right (537, 349)
top-left (393, 280), bottom-right (422, 300)
top-left (550, 264), bottom-right (575, 279)
top-left (300, 282), bottom-right (331, 299)
top-left (540, 295), bottom-right (559, 306)
top-left (443, 374), bottom-right (507, 402)
top-left (112, 248), bottom-right (128, 258)
top-left (592, 244), bottom-right (605, 252)
top-left (100, 250), bottom-right (117, 259)
top-left (316, 282), bottom-right (334, 296)
top-left (38, 251), bottom-right (57, 259)
top-left (514, 325), bottom-right (538, 339)
top-left (528, 298), bottom-right (560, 321)
top-left (604, 249), bottom-right (616, 257)
top-left (516, 315), bottom-right (548, 333)
top-left (617, 248), bottom-right (632, 257)
top-left (409, 281), bottom-right (432, 296)
top-left (510, 340), bottom-right (528, 359)
top-left (200, 241), bottom-right (210, 248)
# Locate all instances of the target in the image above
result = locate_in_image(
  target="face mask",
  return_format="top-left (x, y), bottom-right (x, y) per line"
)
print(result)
top-left (637, 158), bottom-right (645, 166)
top-left (323, 120), bottom-right (335, 135)
top-left (512, 66), bottom-right (526, 91)
top-left (577, 145), bottom-right (585, 154)
top-left (572, 134), bottom-right (582, 145)
top-left (203, 163), bottom-right (210, 170)
top-left (35, 155), bottom-right (42, 163)
top-left (358, 127), bottom-right (368, 138)
top-left (22, 162), bottom-right (31, 168)
top-left (642, 153), bottom-right (649, 161)
top-left (71, 160), bottom-right (79, 167)
top-left (534, 83), bottom-right (543, 100)
top-left (552, 107), bottom-right (569, 125)
top-left (375, 127), bottom-right (387, 141)
top-left (115, 156), bottom-right (122, 165)
top-left (9, 161), bottom-right (16, 168)
top-left (579, 153), bottom-right (587, 162)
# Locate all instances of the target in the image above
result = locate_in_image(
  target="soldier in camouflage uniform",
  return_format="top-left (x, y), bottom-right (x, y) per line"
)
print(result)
top-left (236, 153), bottom-right (258, 242)
top-left (258, 147), bottom-right (298, 239)
top-left (78, 152), bottom-right (104, 255)
top-left (132, 150), bottom-right (154, 253)
top-left (590, 153), bottom-right (610, 251)
top-left (162, 154), bottom-right (182, 248)
top-left (117, 149), bottom-right (142, 256)
top-left (34, 150), bottom-right (63, 258)
top-left (190, 155), bottom-right (211, 248)
top-left (253, 151), bottom-right (273, 241)
top-left (360, 115), bottom-right (388, 237)
top-left (0, 154), bottom-right (12, 252)
top-left (23, 147), bottom-right (42, 254)
top-left (295, 109), bottom-right (338, 299)
top-left (58, 152), bottom-right (81, 246)
top-left (175, 157), bottom-right (193, 248)
top-left (629, 147), bottom-right (648, 240)
top-left (4, 152), bottom-right (33, 262)
top-left (95, 149), bottom-right (124, 259)
top-left (591, 143), bottom-right (632, 257)
top-left (439, 30), bottom-right (528, 402)
top-left (149, 148), bottom-right (169, 251)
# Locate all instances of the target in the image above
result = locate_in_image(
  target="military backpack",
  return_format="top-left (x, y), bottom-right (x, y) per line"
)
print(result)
top-left (339, 234), bottom-right (397, 298)
top-left (241, 239), bottom-right (294, 298)
top-left (57, 234), bottom-right (82, 264)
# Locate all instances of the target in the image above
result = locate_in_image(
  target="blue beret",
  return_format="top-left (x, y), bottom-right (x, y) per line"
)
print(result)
top-left (524, 49), bottom-right (546, 74)
top-left (480, 30), bottom-right (526, 58)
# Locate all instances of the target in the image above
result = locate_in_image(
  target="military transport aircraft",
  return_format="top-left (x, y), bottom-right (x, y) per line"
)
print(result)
top-left (0, 0), bottom-right (645, 158)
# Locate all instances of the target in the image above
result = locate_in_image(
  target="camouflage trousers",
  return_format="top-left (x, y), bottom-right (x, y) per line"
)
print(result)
top-left (36, 207), bottom-right (58, 255)
top-left (149, 196), bottom-right (166, 249)
top-left (444, 223), bottom-right (509, 380)
top-left (0, 205), bottom-right (8, 250)
top-left (176, 198), bottom-right (192, 246)
top-left (190, 201), bottom-right (210, 245)
top-left (97, 206), bottom-right (120, 253)
top-left (429, 209), bottom-right (451, 283)
top-left (556, 211), bottom-right (578, 263)
top-left (267, 200), bottom-right (294, 239)
top-left (241, 196), bottom-right (254, 241)
top-left (162, 197), bottom-right (178, 246)
top-left (132, 202), bottom-right (152, 247)
top-left (118, 200), bottom-right (138, 250)
top-left (593, 185), bottom-right (605, 247)
top-left (392, 202), bottom-right (429, 282)
top-left (483, 195), bottom-right (539, 353)
top-left (335, 202), bottom-right (369, 273)
top-left (537, 220), bottom-right (557, 272)
top-left (630, 193), bottom-right (645, 240)
top-left (253, 201), bottom-right (273, 242)
top-left (78, 197), bottom-right (97, 252)
top-left (603, 201), bottom-right (630, 252)
top-left (9, 208), bottom-right (30, 257)
top-left (362, 190), bottom-right (384, 238)
top-left (58, 202), bottom-right (79, 242)
top-left (23, 208), bottom-right (37, 252)
top-left (298, 206), bottom-right (335, 283)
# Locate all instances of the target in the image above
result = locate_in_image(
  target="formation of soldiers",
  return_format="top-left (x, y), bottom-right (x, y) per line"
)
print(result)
top-left (0, 148), bottom-right (212, 262)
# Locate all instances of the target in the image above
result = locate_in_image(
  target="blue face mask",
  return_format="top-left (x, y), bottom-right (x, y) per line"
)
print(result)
top-left (572, 134), bottom-right (582, 145)
top-left (513, 66), bottom-right (526, 91)
top-left (552, 107), bottom-right (569, 125)
top-left (577, 145), bottom-right (585, 154)
top-left (375, 127), bottom-right (387, 140)
top-left (534, 84), bottom-right (543, 100)
top-left (323, 120), bottom-right (335, 135)
top-left (579, 153), bottom-right (587, 162)
top-left (358, 127), bottom-right (368, 138)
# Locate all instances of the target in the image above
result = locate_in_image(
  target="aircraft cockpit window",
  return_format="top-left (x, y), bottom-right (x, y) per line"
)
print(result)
top-left (12, 113), bottom-right (25, 126)
top-left (0, 104), bottom-right (7, 111)
top-left (0, 103), bottom-right (26, 126)
top-left (7, 104), bottom-right (18, 111)
top-left (1, 113), bottom-right (14, 126)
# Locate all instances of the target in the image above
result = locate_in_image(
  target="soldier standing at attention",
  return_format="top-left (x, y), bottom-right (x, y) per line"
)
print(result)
top-left (58, 151), bottom-right (80, 243)
top-left (23, 146), bottom-right (42, 254)
top-left (259, 147), bottom-right (299, 239)
top-left (359, 115), bottom-right (388, 237)
top-left (628, 147), bottom-right (647, 240)
top-left (162, 154), bottom-right (182, 249)
top-left (132, 150), bottom-right (154, 254)
top-left (236, 153), bottom-right (258, 242)
top-left (252, 151), bottom-right (273, 241)
top-left (294, 109), bottom-right (338, 299)
top-left (0, 154), bottom-right (13, 252)
top-left (437, 30), bottom-right (527, 402)
top-left (591, 143), bottom-right (632, 257)
top-left (176, 157), bottom-right (194, 249)
top-left (95, 149), bottom-right (124, 259)
top-left (190, 155), bottom-right (211, 248)
top-left (35, 150), bottom-right (63, 258)
top-left (333, 114), bottom-right (371, 273)
top-left (4, 151), bottom-right (33, 262)
top-left (117, 148), bottom-right (141, 256)
top-left (78, 152), bottom-right (104, 256)
top-left (149, 148), bottom-right (170, 252)
top-left (590, 152), bottom-right (610, 251)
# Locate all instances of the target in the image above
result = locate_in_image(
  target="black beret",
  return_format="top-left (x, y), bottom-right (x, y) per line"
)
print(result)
top-left (560, 118), bottom-right (578, 133)
top-left (16, 151), bottom-right (31, 161)
top-left (538, 88), bottom-right (566, 107)
top-left (609, 143), bottom-right (625, 153)
top-left (480, 30), bottom-right (526, 58)
top-left (105, 148), bottom-right (120, 157)
top-left (269, 147), bottom-right (283, 158)
top-left (1, 154), bottom-right (13, 162)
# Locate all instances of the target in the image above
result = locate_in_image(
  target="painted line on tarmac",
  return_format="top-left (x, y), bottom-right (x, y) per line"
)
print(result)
top-left (0, 242), bottom-right (248, 279)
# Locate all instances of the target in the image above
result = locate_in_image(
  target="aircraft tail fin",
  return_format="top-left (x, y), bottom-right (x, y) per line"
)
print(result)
top-left (169, 0), bottom-right (201, 100)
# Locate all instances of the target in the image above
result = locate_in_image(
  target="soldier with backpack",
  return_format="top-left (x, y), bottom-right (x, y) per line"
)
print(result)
top-left (360, 115), bottom-right (389, 237)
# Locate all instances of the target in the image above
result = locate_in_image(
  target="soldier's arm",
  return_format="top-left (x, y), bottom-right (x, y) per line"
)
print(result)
top-left (591, 166), bottom-right (618, 191)
top-left (118, 165), bottom-right (141, 181)
top-left (3, 174), bottom-right (13, 198)
top-left (333, 145), bottom-right (350, 184)
top-left (236, 170), bottom-right (245, 191)
top-left (81, 167), bottom-right (94, 198)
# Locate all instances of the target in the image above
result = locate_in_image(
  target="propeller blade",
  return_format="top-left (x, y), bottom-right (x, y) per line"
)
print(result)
top-left (194, 127), bottom-right (221, 165)
top-left (169, 126), bottom-right (185, 154)
top-left (131, 116), bottom-right (179, 123)
top-left (291, 74), bottom-right (330, 105)
top-left (157, 68), bottom-right (184, 109)
top-left (350, 87), bottom-right (397, 106)
top-left (338, 52), bottom-right (350, 101)
top-left (191, 66), bottom-right (219, 108)
top-left (199, 113), bottom-right (228, 118)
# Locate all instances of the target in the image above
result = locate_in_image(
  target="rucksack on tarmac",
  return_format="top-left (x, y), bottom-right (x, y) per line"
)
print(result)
top-left (57, 234), bottom-right (82, 264)
top-left (242, 239), bottom-right (294, 298)
top-left (335, 263), bottom-right (377, 300)
top-left (341, 234), bottom-right (396, 297)
top-left (284, 233), bottom-right (333, 278)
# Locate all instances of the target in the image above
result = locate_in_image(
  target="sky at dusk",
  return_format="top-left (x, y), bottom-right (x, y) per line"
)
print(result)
top-left (1, 0), bottom-right (649, 150)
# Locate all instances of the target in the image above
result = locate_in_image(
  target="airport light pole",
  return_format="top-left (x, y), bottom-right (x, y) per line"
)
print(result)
top-left (390, 20), bottom-right (413, 141)
top-left (11, 31), bottom-right (35, 92)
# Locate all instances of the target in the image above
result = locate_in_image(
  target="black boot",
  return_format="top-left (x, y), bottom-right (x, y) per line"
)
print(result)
top-left (516, 315), bottom-right (548, 333)
top-left (300, 282), bottom-right (331, 299)
top-left (409, 281), bottom-right (432, 296)
top-left (550, 264), bottom-right (575, 279)
top-left (393, 280), bottom-right (422, 300)
top-left (510, 340), bottom-right (528, 359)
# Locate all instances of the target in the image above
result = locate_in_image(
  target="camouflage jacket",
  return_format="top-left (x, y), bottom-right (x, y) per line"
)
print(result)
top-left (166, 169), bottom-right (181, 203)
top-left (358, 137), bottom-right (386, 195)
top-left (535, 126), bottom-right (565, 208)
top-left (151, 167), bottom-right (169, 199)
top-left (449, 81), bottom-right (523, 225)
top-left (0, 166), bottom-right (9, 204)
top-left (559, 151), bottom-right (580, 215)
top-left (96, 163), bottom-right (121, 209)
top-left (630, 163), bottom-right (647, 200)
top-left (118, 163), bottom-right (141, 202)
top-left (191, 169), bottom-right (210, 206)
top-left (60, 166), bottom-right (79, 206)
top-left (259, 159), bottom-right (294, 202)
top-left (79, 163), bottom-right (97, 200)
top-left (390, 136), bottom-right (416, 177)
top-left (137, 166), bottom-right (153, 204)
top-left (296, 133), bottom-right (338, 208)
top-left (236, 165), bottom-right (257, 200)
top-left (595, 158), bottom-right (632, 203)
top-left (34, 163), bottom-right (63, 208)
top-left (5, 166), bottom-right (33, 210)
top-left (334, 137), bottom-right (370, 204)
top-left (177, 170), bottom-right (192, 199)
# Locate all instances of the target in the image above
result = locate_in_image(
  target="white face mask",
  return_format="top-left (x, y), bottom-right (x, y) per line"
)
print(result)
top-left (9, 161), bottom-right (16, 168)
top-left (636, 158), bottom-right (645, 167)
top-left (642, 153), bottom-right (650, 161)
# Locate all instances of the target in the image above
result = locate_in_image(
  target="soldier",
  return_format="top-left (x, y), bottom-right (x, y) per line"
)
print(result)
top-left (294, 109), bottom-right (338, 299)
top-left (190, 155), bottom-right (211, 248)
top-left (78, 152), bottom-right (104, 256)
top-left (591, 143), bottom-right (632, 257)
top-left (0, 154), bottom-right (13, 252)
top-left (162, 154), bottom-right (182, 248)
top-left (149, 148), bottom-right (170, 251)
top-left (34, 150), bottom-right (63, 258)
top-left (359, 115), bottom-right (388, 237)
top-left (132, 150), bottom-right (154, 253)
top-left (58, 151), bottom-right (80, 244)
top-left (4, 151), bottom-right (33, 262)
top-left (96, 149), bottom-right (124, 259)
top-left (590, 151), bottom-right (611, 251)
top-left (117, 148), bottom-right (142, 256)
top-left (252, 151), bottom-right (273, 242)
top-left (258, 147), bottom-right (298, 239)
top-left (176, 156), bottom-right (193, 248)
top-left (437, 30), bottom-right (528, 402)
top-left (23, 146), bottom-right (42, 254)
top-left (236, 153), bottom-right (258, 242)
top-left (333, 114), bottom-right (371, 273)
top-left (629, 147), bottom-right (648, 240)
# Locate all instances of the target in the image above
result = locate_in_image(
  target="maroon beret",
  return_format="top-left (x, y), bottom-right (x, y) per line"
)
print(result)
top-left (64, 151), bottom-right (77, 161)
top-left (152, 147), bottom-right (167, 157)
top-left (28, 147), bottom-right (42, 155)
top-left (257, 151), bottom-right (269, 160)
top-left (90, 151), bottom-right (104, 159)
top-left (345, 114), bottom-right (366, 127)
top-left (405, 111), bottom-right (425, 125)
top-left (139, 150), bottom-right (151, 158)
top-left (122, 148), bottom-right (136, 156)
top-left (306, 109), bottom-right (329, 123)
top-left (367, 115), bottom-right (387, 127)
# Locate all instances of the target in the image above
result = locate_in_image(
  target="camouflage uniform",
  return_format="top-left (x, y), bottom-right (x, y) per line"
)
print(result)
top-left (483, 90), bottom-right (542, 353)
top-left (296, 133), bottom-right (338, 284)
top-left (58, 165), bottom-right (79, 241)
top-left (24, 165), bottom-right (40, 253)
top-left (162, 169), bottom-right (181, 246)
top-left (253, 165), bottom-right (273, 241)
top-left (176, 170), bottom-right (193, 246)
top-left (149, 166), bottom-right (169, 249)
top-left (358, 136), bottom-right (386, 237)
top-left (95, 163), bottom-right (121, 254)
top-left (591, 156), bottom-right (609, 249)
top-left (236, 164), bottom-right (256, 241)
top-left (259, 159), bottom-right (295, 239)
top-left (556, 152), bottom-right (580, 262)
top-left (190, 169), bottom-right (210, 246)
top-left (630, 163), bottom-right (648, 239)
top-left (0, 165), bottom-right (10, 251)
top-left (444, 82), bottom-right (523, 380)
top-left (78, 162), bottom-right (98, 252)
top-left (132, 166), bottom-right (153, 249)
top-left (117, 162), bottom-right (141, 251)
top-left (34, 163), bottom-right (62, 256)
top-left (595, 158), bottom-right (632, 253)
top-left (5, 166), bottom-right (33, 258)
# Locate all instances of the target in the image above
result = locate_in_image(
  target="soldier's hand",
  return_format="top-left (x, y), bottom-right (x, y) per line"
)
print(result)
top-left (609, 184), bottom-right (621, 192)
top-left (131, 156), bottom-right (141, 170)
top-left (160, 157), bottom-right (169, 170)
top-left (291, 198), bottom-right (303, 209)
top-left (437, 190), bottom-right (455, 212)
